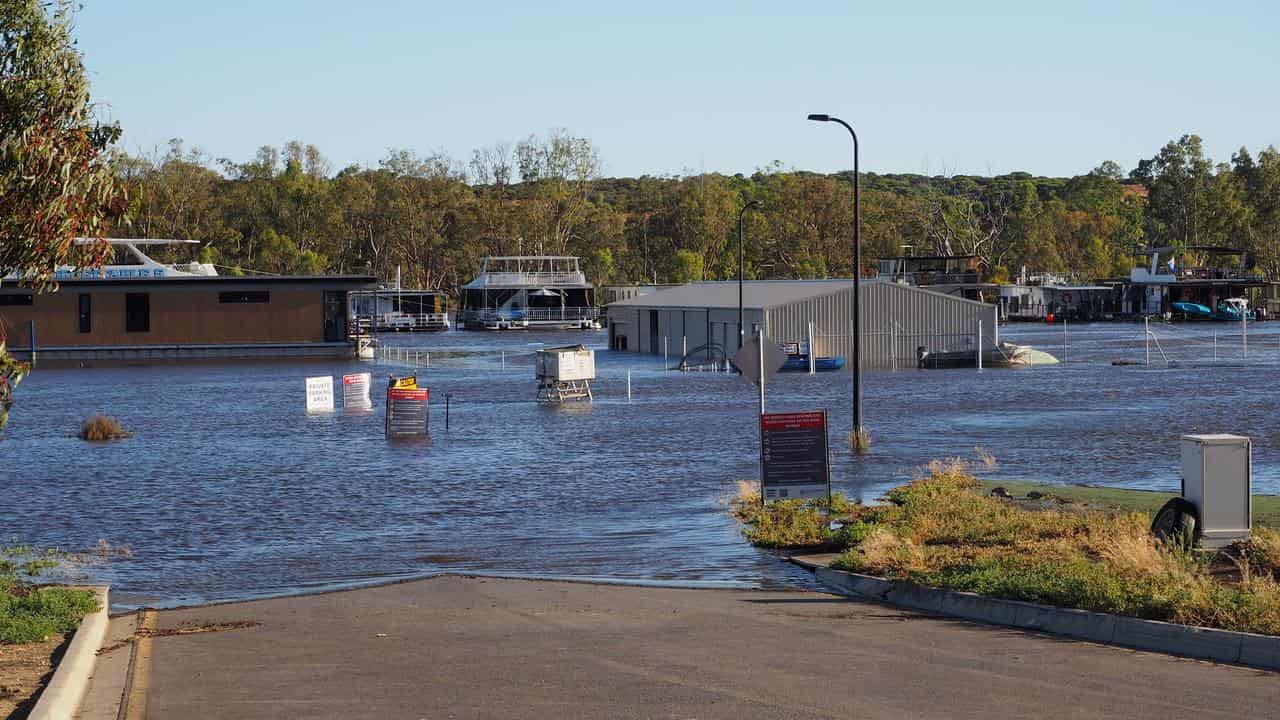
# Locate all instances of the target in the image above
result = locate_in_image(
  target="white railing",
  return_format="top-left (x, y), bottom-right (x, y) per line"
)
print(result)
top-left (474, 271), bottom-right (585, 286)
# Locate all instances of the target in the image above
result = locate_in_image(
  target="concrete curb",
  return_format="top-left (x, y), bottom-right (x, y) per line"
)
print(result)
top-left (29, 585), bottom-right (110, 720)
top-left (814, 567), bottom-right (1280, 672)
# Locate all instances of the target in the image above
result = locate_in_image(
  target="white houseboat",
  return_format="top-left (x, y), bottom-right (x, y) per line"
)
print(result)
top-left (458, 256), bottom-right (599, 330)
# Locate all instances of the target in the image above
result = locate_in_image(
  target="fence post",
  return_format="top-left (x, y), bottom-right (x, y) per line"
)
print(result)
top-left (976, 320), bottom-right (983, 371)
top-left (890, 322), bottom-right (898, 372)
top-left (664, 336), bottom-right (669, 370)
top-left (1214, 332), bottom-right (1218, 362)
top-left (1242, 311), bottom-right (1248, 359)
top-left (502, 350), bottom-right (506, 370)
top-left (807, 321), bottom-right (815, 375)
top-left (1062, 317), bottom-right (1068, 365)
top-left (627, 370), bottom-right (632, 401)
top-left (1145, 316), bottom-right (1150, 367)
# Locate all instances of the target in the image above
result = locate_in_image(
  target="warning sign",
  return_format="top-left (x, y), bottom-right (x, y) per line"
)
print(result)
top-left (342, 372), bottom-right (372, 410)
top-left (760, 410), bottom-right (830, 501)
top-left (386, 386), bottom-right (429, 438)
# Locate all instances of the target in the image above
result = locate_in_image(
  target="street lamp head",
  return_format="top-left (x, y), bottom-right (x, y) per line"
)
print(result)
top-left (807, 113), bottom-right (830, 122)
top-left (746, 200), bottom-right (762, 210)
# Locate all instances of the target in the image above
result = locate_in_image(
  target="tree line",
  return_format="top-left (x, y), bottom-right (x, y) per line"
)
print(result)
top-left (109, 131), bottom-right (1280, 295)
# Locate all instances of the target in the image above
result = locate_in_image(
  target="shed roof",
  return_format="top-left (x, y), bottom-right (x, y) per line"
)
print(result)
top-left (607, 279), bottom-right (859, 310)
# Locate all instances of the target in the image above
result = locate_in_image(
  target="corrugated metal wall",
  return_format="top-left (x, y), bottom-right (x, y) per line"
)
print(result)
top-left (765, 283), bottom-right (998, 370)
top-left (608, 283), bottom-right (996, 370)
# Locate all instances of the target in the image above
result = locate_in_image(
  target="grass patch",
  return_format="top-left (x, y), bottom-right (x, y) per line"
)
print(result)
top-left (981, 479), bottom-right (1280, 529)
top-left (733, 461), bottom-right (1280, 635)
top-left (79, 415), bottom-right (132, 441)
top-left (1, 545), bottom-right (100, 644)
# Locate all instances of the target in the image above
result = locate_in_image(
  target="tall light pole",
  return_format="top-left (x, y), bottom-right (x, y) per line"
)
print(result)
top-left (808, 113), bottom-right (866, 448)
top-left (738, 200), bottom-right (761, 350)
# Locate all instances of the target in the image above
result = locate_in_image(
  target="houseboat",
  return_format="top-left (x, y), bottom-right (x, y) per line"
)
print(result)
top-left (458, 256), bottom-right (600, 330)
top-left (0, 239), bottom-right (374, 361)
top-left (348, 288), bottom-right (450, 333)
top-left (1126, 246), bottom-right (1270, 319)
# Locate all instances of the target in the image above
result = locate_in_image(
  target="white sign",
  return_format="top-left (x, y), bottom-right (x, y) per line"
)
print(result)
top-left (342, 372), bottom-right (372, 410)
top-left (305, 375), bottom-right (335, 413)
top-left (733, 337), bottom-right (788, 385)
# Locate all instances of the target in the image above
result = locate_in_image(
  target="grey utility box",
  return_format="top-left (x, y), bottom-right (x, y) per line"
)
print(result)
top-left (1181, 434), bottom-right (1252, 549)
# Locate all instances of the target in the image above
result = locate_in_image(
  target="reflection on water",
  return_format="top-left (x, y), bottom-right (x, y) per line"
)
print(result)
top-left (3, 322), bottom-right (1279, 608)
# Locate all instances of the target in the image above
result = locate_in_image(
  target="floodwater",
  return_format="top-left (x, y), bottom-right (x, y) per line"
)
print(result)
top-left (4, 320), bottom-right (1279, 609)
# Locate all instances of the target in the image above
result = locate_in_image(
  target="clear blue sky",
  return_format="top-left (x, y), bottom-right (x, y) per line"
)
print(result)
top-left (77, 0), bottom-right (1280, 179)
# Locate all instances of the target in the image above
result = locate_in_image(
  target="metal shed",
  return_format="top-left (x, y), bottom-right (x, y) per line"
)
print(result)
top-left (606, 280), bottom-right (998, 370)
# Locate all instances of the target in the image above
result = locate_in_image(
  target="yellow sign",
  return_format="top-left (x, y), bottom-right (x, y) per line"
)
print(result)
top-left (392, 375), bottom-right (418, 390)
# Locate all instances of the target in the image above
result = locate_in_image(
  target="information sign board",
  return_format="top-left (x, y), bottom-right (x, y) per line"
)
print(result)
top-left (386, 387), bottom-right (429, 437)
top-left (342, 372), bottom-right (372, 410)
top-left (305, 375), bottom-right (334, 413)
top-left (760, 410), bottom-right (830, 501)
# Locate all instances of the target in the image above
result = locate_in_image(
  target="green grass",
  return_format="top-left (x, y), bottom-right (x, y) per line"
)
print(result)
top-left (0, 586), bottom-right (100, 644)
top-left (731, 462), bottom-right (1280, 635)
top-left (0, 544), bottom-right (100, 644)
top-left (981, 479), bottom-right (1280, 529)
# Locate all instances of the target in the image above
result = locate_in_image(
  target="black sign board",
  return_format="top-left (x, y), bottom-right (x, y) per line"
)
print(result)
top-left (760, 410), bottom-right (831, 501)
top-left (386, 387), bottom-right (429, 438)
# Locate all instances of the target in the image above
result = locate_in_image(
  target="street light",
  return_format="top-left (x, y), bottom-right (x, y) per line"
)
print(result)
top-left (808, 113), bottom-right (867, 450)
top-left (738, 200), bottom-right (762, 351)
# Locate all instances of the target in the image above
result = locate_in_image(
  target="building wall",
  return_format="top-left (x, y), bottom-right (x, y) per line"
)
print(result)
top-left (0, 286), bottom-right (333, 349)
top-left (608, 283), bottom-right (997, 370)
top-left (766, 283), bottom-right (997, 369)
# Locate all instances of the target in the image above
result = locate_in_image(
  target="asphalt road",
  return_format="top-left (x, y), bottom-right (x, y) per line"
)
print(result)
top-left (100, 575), bottom-right (1280, 719)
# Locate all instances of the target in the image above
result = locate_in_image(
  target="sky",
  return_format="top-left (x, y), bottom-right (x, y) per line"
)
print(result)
top-left (76, 0), bottom-right (1280, 180)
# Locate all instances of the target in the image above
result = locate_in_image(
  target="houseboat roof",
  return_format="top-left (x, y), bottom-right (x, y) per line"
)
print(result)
top-left (1, 274), bottom-right (375, 291)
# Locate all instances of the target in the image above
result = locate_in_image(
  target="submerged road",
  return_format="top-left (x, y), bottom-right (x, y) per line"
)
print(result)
top-left (85, 576), bottom-right (1279, 719)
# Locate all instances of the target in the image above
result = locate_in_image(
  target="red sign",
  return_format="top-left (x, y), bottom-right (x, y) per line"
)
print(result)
top-left (759, 410), bottom-right (830, 501)
top-left (760, 411), bottom-right (825, 432)
top-left (388, 388), bottom-right (429, 401)
top-left (342, 373), bottom-right (364, 385)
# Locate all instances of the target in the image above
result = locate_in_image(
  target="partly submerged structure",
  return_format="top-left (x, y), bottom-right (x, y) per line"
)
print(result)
top-left (1126, 246), bottom-right (1269, 318)
top-left (606, 279), bottom-right (999, 370)
top-left (458, 256), bottom-right (599, 330)
top-left (348, 288), bottom-right (450, 333)
top-left (0, 239), bottom-right (374, 362)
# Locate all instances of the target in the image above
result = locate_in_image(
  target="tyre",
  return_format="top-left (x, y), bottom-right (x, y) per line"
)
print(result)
top-left (1151, 497), bottom-right (1199, 548)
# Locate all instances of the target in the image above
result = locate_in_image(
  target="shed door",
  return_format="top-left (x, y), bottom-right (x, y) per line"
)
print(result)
top-left (324, 291), bottom-right (347, 342)
top-left (648, 310), bottom-right (659, 355)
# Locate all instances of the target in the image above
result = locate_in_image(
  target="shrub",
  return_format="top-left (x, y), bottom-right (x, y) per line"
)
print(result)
top-left (80, 415), bottom-right (132, 441)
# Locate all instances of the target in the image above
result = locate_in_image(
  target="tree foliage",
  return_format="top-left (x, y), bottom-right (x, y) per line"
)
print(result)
top-left (1, 0), bottom-right (125, 435)
top-left (0, 0), bottom-right (124, 288)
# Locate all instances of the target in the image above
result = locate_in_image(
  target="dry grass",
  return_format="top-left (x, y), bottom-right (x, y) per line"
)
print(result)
top-left (733, 458), bottom-right (1280, 635)
top-left (79, 415), bottom-right (132, 441)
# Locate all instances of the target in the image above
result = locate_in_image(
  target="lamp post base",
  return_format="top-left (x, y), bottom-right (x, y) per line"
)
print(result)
top-left (849, 426), bottom-right (871, 454)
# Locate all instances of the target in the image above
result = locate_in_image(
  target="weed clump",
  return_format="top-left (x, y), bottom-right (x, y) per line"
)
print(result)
top-left (79, 415), bottom-right (132, 441)
top-left (0, 544), bottom-right (100, 644)
top-left (732, 457), bottom-right (1280, 635)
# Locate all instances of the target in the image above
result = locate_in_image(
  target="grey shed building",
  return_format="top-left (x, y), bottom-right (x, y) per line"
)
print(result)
top-left (605, 280), bottom-right (998, 369)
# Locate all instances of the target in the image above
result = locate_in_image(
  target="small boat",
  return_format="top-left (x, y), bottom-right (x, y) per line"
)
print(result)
top-left (1172, 301), bottom-right (1212, 320)
top-left (1213, 298), bottom-right (1254, 322)
top-left (780, 355), bottom-right (846, 372)
top-left (919, 342), bottom-right (1058, 369)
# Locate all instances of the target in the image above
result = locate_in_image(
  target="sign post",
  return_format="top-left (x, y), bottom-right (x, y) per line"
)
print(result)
top-left (342, 372), bottom-right (372, 410)
top-left (305, 376), bottom-right (334, 413)
top-left (385, 383), bottom-right (429, 438)
top-left (759, 410), bottom-right (831, 502)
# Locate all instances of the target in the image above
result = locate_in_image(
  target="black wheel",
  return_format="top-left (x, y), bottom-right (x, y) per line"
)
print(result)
top-left (1151, 497), bottom-right (1199, 548)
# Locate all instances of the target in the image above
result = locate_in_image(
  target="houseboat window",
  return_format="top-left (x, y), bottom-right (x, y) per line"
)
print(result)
top-left (125, 293), bottom-right (150, 333)
top-left (0, 294), bottom-right (33, 306)
top-left (219, 291), bottom-right (270, 303)
top-left (78, 294), bottom-right (91, 333)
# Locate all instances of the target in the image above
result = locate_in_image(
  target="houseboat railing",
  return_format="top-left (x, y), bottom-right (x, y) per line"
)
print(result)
top-left (352, 312), bottom-right (450, 333)
top-left (475, 271), bottom-right (586, 286)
